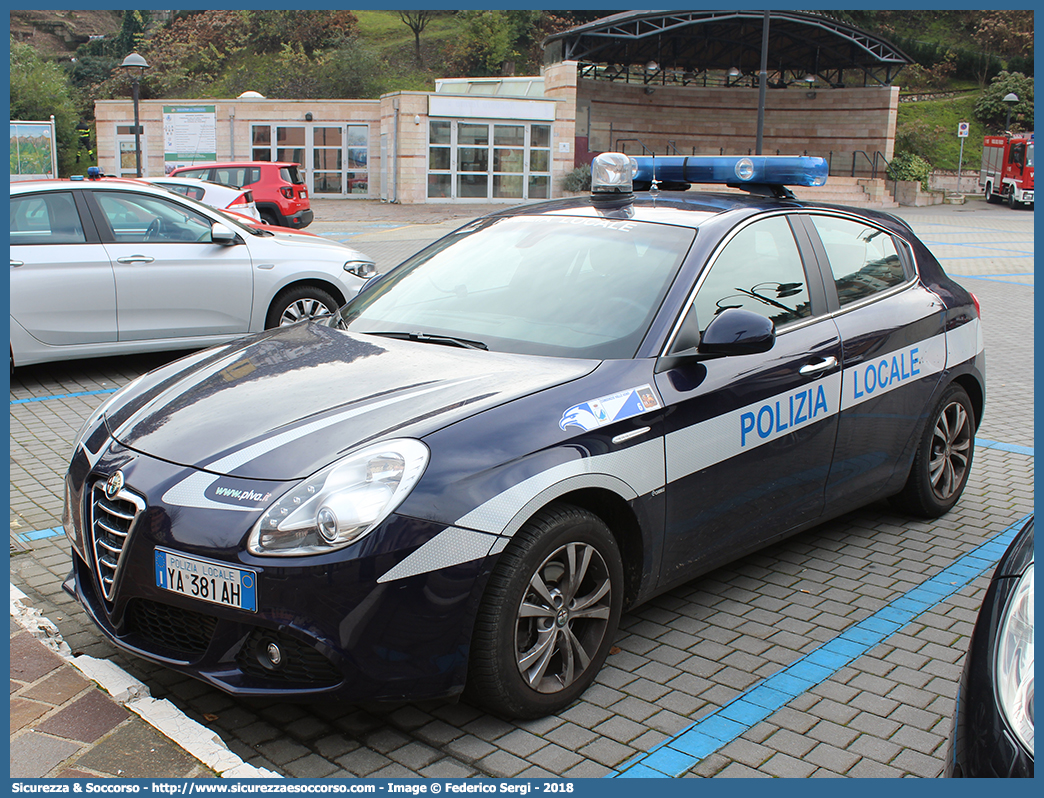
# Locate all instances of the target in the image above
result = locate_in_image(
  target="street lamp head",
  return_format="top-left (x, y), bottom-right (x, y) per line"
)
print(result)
top-left (1002, 92), bottom-right (1019, 104)
top-left (120, 52), bottom-right (151, 79)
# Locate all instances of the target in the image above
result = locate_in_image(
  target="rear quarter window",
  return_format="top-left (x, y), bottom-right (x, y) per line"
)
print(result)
top-left (809, 215), bottom-right (908, 307)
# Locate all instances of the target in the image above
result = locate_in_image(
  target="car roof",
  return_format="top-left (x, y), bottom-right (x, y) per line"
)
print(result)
top-left (147, 176), bottom-right (237, 190)
top-left (11, 179), bottom-right (181, 197)
top-left (480, 190), bottom-right (910, 235)
top-left (170, 161), bottom-right (300, 169)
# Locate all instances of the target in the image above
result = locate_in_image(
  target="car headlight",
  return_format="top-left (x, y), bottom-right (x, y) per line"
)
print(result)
top-left (247, 439), bottom-right (429, 556)
top-left (345, 260), bottom-right (377, 279)
top-left (996, 561), bottom-right (1034, 755)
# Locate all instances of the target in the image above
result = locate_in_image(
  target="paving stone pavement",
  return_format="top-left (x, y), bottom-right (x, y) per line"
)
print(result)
top-left (9, 196), bottom-right (1032, 779)
top-left (9, 615), bottom-right (215, 778)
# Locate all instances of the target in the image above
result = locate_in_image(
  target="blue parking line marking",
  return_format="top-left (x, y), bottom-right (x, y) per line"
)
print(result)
top-left (976, 438), bottom-right (1034, 456)
top-left (14, 526), bottom-right (64, 542)
top-left (922, 242), bottom-right (1034, 256)
top-left (920, 222), bottom-right (1035, 234)
top-left (610, 513), bottom-right (1032, 778)
top-left (10, 388), bottom-right (117, 406)
top-left (953, 275), bottom-right (1034, 287)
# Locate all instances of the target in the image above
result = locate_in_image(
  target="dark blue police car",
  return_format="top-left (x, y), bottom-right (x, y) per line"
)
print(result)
top-left (63, 153), bottom-right (985, 718)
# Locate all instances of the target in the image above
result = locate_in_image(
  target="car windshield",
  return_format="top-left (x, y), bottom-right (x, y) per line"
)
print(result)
top-left (334, 215), bottom-right (696, 359)
top-left (1026, 142), bottom-right (1034, 168)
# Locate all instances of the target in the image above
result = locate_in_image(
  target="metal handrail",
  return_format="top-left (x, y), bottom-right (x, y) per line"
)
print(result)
top-left (615, 138), bottom-right (655, 155)
top-left (850, 150), bottom-right (889, 179)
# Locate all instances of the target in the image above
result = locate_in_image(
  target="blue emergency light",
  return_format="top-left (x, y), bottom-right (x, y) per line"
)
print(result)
top-left (633, 155), bottom-right (829, 188)
top-left (590, 152), bottom-right (829, 197)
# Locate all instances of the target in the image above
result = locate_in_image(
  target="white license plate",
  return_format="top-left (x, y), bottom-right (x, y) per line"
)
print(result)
top-left (154, 547), bottom-right (257, 612)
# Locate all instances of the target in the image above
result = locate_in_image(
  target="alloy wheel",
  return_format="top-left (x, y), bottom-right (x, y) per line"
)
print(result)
top-left (514, 541), bottom-right (613, 694)
top-left (929, 400), bottom-right (972, 500)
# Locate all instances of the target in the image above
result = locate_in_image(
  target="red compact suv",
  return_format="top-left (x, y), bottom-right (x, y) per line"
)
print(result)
top-left (169, 161), bottom-right (313, 229)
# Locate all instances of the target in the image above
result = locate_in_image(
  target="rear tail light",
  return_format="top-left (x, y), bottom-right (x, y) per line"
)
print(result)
top-left (970, 292), bottom-right (981, 318)
top-left (228, 191), bottom-right (252, 210)
top-left (280, 186), bottom-right (294, 199)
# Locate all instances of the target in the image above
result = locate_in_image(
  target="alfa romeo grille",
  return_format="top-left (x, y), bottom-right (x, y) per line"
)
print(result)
top-left (90, 479), bottom-right (145, 602)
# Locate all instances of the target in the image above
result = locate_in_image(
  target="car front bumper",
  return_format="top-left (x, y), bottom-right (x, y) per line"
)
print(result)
top-left (63, 444), bottom-right (495, 703)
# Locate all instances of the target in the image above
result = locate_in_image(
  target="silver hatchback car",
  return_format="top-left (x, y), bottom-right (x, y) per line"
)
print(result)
top-left (10, 180), bottom-right (376, 367)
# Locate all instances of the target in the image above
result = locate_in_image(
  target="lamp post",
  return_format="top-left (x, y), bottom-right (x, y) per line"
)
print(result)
top-left (120, 52), bottom-right (150, 177)
top-left (1002, 92), bottom-right (1019, 131)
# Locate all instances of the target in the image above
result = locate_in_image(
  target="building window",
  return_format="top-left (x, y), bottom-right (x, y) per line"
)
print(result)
top-left (251, 126), bottom-right (272, 161)
top-left (252, 123), bottom-right (369, 197)
top-left (428, 120), bottom-right (552, 201)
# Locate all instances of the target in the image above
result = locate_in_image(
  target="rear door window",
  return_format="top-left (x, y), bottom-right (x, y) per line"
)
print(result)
top-left (10, 192), bottom-right (87, 245)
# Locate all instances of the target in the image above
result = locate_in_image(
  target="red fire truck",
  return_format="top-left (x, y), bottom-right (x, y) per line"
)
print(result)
top-left (979, 133), bottom-right (1034, 208)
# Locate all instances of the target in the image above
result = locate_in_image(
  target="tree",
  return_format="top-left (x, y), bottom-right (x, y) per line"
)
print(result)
top-left (970, 11), bottom-right (1033, 87)
top-left (399, 11), bottom-right (435, 67)
top-left (974, 71), bottom-right (1034, 132)
top-left (248, 10), bottom-right (358, 56)
top-left (972, 11), bottom-right (1033, 60)
top-left (10, 39), bottom-right (81, 176)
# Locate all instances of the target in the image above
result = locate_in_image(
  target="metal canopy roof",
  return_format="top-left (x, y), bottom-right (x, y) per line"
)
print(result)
top-left (544, 10), bottom-right (912, 87)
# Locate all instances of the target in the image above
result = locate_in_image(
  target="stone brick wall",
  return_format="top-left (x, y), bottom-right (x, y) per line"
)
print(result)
top-left (579, 79), bottom-right (899, 174)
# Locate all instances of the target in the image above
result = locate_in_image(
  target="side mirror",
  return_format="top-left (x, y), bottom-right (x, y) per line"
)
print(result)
top-left (656, 307), bottom-right (775, 372)
top-left (211, 222), bottom-right (239, 245)
top-left (698, 308), bottom-right (775, 356)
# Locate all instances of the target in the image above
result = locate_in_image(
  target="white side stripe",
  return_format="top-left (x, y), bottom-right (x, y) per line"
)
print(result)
top-left (455, 439), bottom-right (665, 535)
top-left (945, 318), bottom-right (984, 369)
top-left (840, 333), bottom-right (947, 412)
top-left (667, 371), bottom-right (842, 483)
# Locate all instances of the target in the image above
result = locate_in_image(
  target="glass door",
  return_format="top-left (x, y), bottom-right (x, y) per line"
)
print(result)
top-left (427, 121), bottom-right (552, 201)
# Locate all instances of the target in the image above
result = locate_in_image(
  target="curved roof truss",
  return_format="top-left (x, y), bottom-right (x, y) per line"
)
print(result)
top-left (544, 10), bottom-right (912, 87)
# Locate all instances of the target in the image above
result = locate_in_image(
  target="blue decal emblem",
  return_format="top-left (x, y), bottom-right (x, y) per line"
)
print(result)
top-left (560, 385), bottom-right (661, 431)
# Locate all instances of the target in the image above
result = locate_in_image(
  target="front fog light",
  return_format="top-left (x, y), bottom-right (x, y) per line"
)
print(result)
top-left (996, 561), bottom-right (1034, 755)
top-left (248, 439), bottom-right (428, 556)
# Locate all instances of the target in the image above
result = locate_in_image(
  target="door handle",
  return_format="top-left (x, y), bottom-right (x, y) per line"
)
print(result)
top-left (10, 260), bottom-right (24, 267)
top-left (116, 255), bottom-right (155, 264)
top-left (799, 356), bottom-right (838, 376)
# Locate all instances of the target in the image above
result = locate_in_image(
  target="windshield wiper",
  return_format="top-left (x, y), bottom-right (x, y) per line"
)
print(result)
top-left (369, 331), bottom-right (488, 350)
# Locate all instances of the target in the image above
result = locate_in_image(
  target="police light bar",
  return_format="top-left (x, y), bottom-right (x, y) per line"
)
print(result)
top-left (632, 155), bottom-right (829, 188)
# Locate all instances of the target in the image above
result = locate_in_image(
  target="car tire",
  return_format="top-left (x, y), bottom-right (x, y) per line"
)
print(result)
top-left (259, 209), bottom-right (281, 226)
top-left (465, 503), bottom-right (624, 719)
top-left (265, 285), bottom-right (340, 328)
top-left (985, 183), bottom-right (997, 203)
top-left (891, 383), bottom-right (975, 518)
top-left (1007, 187), bottom-right (1019, 209)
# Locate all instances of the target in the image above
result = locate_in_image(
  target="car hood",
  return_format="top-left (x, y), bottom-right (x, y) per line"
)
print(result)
top-left (254, 230), bottom-right (367, 260)
top-left (106, 323), bottom-right (596, 481)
